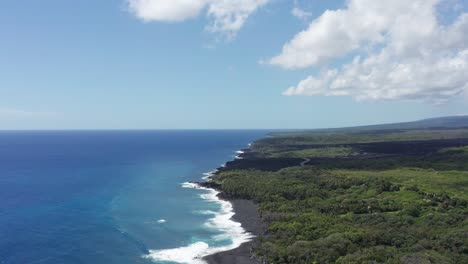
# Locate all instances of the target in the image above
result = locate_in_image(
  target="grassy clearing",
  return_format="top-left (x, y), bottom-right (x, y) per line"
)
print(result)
top-left (439, 146), bottom-right (468, 153)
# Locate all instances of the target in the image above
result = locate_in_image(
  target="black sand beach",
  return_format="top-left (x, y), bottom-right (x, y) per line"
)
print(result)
top-left (204, 199), bottom-right (263, 264)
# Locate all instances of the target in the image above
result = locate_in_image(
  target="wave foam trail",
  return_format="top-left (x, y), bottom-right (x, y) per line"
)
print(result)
top-left (235, 150), bottom-right (245, 159)
top-left (202, 170), bottom-right (217, 180)
top-left (195, 210), bottom-right (217, 215)
top-left (144, 242), bottom-right (209, 264)
top-left (144, 181), bottom-right (253, 264)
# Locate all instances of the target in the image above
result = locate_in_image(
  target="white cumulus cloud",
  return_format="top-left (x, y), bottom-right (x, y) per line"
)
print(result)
top-left (291, 7), bottom-right (312, 21)
top-left (126, 0), bottom-right (208, 22)
top-left (271, 0), bottom-right (468, 103)
top-left (126, 0), bottom-right (269, 38)
top-left (206, 0), bottom-right (269, 38)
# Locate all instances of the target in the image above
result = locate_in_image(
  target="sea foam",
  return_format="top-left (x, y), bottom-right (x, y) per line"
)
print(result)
top-left (144, 181), bottom-right (253, 264)
top-left (235, 150), bottom-right (245, 159)
top-left (201, 169), bottom-right (218, 180)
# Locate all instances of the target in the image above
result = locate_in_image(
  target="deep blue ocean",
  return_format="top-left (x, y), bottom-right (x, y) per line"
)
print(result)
top-left (0, 130), bottom-right (268, 264)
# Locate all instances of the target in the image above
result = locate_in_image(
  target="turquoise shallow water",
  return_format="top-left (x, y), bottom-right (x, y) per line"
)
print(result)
top-left (0, 130), bottom-right (267, 264)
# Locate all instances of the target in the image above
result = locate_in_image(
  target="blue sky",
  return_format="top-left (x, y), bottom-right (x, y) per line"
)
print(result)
top-left (1, 0), bottom-right (468, 129)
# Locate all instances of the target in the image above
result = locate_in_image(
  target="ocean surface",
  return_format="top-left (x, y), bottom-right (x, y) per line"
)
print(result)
top-left (0, 130), bottom-right (268, 264)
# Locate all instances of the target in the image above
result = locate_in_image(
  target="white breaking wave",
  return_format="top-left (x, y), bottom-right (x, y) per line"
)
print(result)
top-left (202, 170), bottom-right (218, 180)
top-left (180, 182), bottom-right (202, 189)
top-left (235, 150), bottom-right (245, 159)
top-left (144, 182), bottom-right (253, 264)
top-left (144, 242), bottom-right (209, 264)
top-left (157, 219), bottom-right (166, 224)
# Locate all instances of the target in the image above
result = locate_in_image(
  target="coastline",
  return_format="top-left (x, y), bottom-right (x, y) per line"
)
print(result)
top-left (201, 146), bottom-right (264, 264)
top-left (149, 125), bottom-right (468, 263)
top-left (203, 199), bottom-right (263, 264)
top-left (144, 144), bottom-right (263, 264)
top-left (144, 180), bottom-right (257, 264)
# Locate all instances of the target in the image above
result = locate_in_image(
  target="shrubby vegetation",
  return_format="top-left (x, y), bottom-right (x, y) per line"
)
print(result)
top-left (252, 129), bottom-right (468, 157)
top-left (266, 147), bottom-right (355, 158)
top-left (213, 128), bottom-right (468, 263)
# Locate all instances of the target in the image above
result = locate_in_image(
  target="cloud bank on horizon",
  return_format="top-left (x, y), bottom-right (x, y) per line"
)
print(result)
top-left (269, 0), bottom-right (468, 103)
top-left (0, 108), bottom-right (59, 120)
top-left (126, 0), bottom-right (269, 38)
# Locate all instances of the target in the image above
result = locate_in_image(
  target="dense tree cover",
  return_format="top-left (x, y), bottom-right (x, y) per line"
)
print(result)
top-left (213, 129), bottom-right (468, 263)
